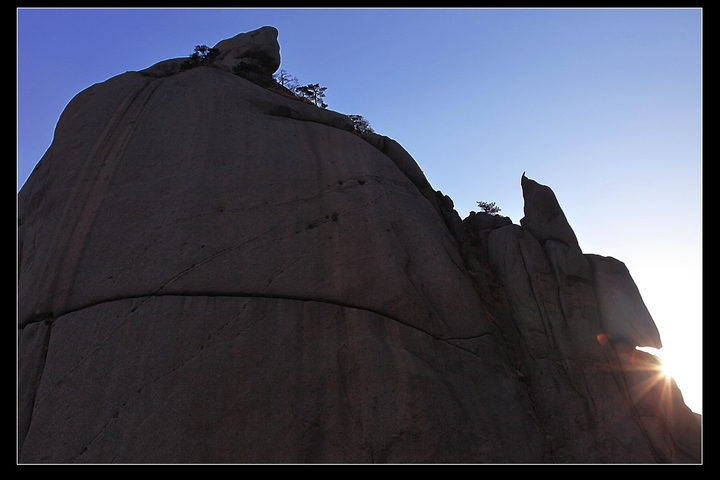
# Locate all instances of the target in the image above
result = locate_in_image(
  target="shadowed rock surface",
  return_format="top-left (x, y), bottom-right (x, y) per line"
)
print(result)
top-left (17, 27), bottom-right (700, 463)
top-left (212, 26), bottom-right (281, 75)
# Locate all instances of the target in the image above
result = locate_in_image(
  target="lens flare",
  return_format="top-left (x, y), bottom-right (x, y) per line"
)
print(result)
top-left (618, 345), bottom-right (682, 425)
top-left (636, 346), bottom-right (671, 378)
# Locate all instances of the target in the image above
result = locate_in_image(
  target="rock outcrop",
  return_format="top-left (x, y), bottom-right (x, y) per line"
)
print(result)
top-left (212, 25), bottom-right (281, 75)
top-left (17, 27), bottom-right (700, 463)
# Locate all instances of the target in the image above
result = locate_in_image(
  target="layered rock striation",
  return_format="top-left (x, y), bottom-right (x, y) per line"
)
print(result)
top-left (17, 27), bottom-right (700, 463)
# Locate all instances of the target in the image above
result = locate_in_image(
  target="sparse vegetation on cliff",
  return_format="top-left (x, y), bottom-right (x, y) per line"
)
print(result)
top-left (295, 83), bottom-right (328, 109)
top-left (180, 45), bottom-right (219, 70)
top-left (273, 69), bottom-right (299, 92)
top-left (270, 70), bottom-right (375, 134)
top-left (477, 201), bottom-right (501, 215)
top-left (348, 115), bottom-right (374, 134)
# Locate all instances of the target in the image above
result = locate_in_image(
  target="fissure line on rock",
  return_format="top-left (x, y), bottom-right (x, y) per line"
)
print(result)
top-left (503, 233), bottom-right (564, 461)
top-left (148, 192), bottom-right (399, 295)
top-left (517, 231), bottom-right (560, 354)
top-left (31, 297), bottom-right (150, 413)
top-left (603, 347), bottom-right (666, 463)
top-left (75, 298), bottom-right (258, 461)
top-left (262, 250), bottom-right (316, 291)
top-left (17, 319), bottom-right (54, 458)
top-left (264, 108), bottom-right (353, 134)
top-left (28, 291), bottom-right (494, 363)
top-left (152, 223), bottom-right (292, 294)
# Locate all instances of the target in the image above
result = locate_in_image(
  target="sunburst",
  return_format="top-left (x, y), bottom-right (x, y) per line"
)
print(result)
top-left (636, 346), bottom-right (672, 379)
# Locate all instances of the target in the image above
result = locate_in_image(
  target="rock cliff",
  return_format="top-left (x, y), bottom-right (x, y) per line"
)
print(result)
top-left (17, 27), bottom-right (700, 463)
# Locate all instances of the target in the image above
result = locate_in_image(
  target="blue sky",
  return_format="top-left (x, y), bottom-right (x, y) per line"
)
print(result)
top-left (17, 8), bottom-right (702, 414)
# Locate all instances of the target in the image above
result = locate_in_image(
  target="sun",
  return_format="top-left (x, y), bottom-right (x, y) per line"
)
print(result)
top-left (636, 346), bottom-right (672, 379)
top-left (658, 357), bottom-right (674, 379)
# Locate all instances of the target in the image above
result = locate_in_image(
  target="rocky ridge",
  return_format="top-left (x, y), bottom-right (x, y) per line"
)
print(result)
top-left (17, 26), bottom-right (700, 463)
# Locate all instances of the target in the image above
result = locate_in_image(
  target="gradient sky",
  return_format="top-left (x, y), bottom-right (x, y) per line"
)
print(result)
top-left (17, 8), bottom-right (702, 414)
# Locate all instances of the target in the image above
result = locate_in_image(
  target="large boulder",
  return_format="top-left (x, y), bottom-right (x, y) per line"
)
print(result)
top-left (212, 25), bottom-right (281, 76)
top-left (18, 49), bottom-right (541, 463)
top-left (586, 254), bottom-right (662, 349)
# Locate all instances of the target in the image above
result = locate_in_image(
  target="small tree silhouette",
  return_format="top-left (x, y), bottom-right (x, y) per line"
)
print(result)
top-left (180, 45), bottom-right (219, 70)
top-left (295, 83), bottom-right (328, 108)
top-left (477, 201), bottom-right (501, 215)
top-left (273, 69), bottom-right (299, 92)
top-left (348, 115), bottom-right (375, 134)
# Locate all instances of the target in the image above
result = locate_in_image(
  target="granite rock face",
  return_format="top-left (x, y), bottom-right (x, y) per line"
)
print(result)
top-left (17, 28), bottom-right (700, 463)
top-left (212, 25), bottom-right (281, 75)
top-left (520, 172), bottom-right (578, 246)
top-left (587, 254), bottom-right (662, 349)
